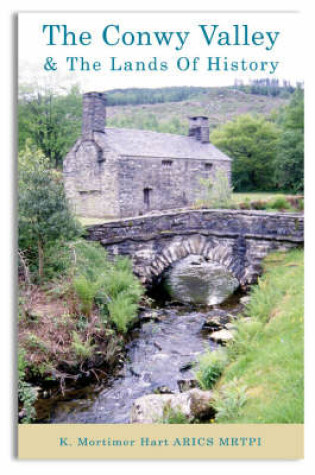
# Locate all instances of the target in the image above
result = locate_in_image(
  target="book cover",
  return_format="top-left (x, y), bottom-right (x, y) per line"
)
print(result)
top-left (17, 10), bottom-right (304, 459)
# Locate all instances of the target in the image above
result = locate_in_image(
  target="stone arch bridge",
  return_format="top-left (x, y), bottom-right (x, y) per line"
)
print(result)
top-left (86, 209), bottom-right (304, 287)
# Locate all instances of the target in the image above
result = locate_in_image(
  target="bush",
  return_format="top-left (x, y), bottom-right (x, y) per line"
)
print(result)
top-left (18, 145), bottom-right (81, 281)
top-left (71, 331), bottom-right (95, 360)
top-left (251, 200), bottom-right (268, 210)
top-left (238, 197), bottom-right (251, 210)
top-left (297, 198), bottom-right (304, 211)
top-left (161, 405), bottom-right (189, 424)
top-left (197, 169), bottom-right (234, 209)
top-left (213, 379), bottom-right (247, 422)
top-left (18, 349), bottom-right (37, 423)
top-left (107, 293), bottom-right (139, 334)
top-left (235, 194), bottom-right (303, 212)
top-left (42, 243), bottom-right (73, 280)
top-left (72, 241), bottom-right (111, 281)
top-left (102, 269), bottom-right (141, 300)
top-left (73, 275), bottom-right (101, 316)
top-left (195, 348), bottom-right (228, 389)
top-left (71, 241), bottom-right (144, 333)
top-left (268, 195), bottom-right (291, 210)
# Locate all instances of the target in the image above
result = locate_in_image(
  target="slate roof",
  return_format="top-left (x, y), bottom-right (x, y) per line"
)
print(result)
top-left (93, 127), bottom-right (231, 161)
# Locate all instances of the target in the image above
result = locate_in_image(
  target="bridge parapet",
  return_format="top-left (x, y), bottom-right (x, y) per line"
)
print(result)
top-left (86, 209), bottom-right (304, 286)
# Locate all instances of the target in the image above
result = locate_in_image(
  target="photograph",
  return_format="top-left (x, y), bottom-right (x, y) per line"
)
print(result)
top-left (15, 10), bottom-right (305, 460)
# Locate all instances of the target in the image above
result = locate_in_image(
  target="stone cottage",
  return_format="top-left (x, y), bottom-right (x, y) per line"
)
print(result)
top-left (63, 92), bottom-right (232, 218)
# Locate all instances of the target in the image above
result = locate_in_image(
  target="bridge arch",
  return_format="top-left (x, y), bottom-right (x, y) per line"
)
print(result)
top-left (139, 235), bottom-right (242, 285)
top-left (88, 209), bottom-right (303, 287)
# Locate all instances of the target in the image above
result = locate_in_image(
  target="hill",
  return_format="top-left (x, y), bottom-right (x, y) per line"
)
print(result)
top-left (18, 84), bottom-right (294, 168)
top-left (106, 87), bottom-right (291, 135)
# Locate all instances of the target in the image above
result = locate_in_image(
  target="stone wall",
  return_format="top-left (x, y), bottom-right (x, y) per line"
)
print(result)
top-left (86, 209), bottom-right (304, 285)
top-left (63, 137), bottom-right (120, 218)
top-left (64, 143), bottom-right (231, 218)
top-left (118, 157), bottom-right (231, 217)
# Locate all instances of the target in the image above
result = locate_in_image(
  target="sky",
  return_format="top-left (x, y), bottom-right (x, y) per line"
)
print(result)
top-left (19, 12), bottom-right (304, 92)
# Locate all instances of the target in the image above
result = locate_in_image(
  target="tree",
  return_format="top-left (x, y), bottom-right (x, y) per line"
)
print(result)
top-left (211, 114), bottom-right (280, 191)
top-left (18, 144), bottom-right (80, 279)
top-left (18, 85), bottom-right (82, 168)
top-left (275, 89), bottom-right (304, 193)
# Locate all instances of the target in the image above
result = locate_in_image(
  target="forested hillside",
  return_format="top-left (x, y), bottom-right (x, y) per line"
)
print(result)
top-left (106, 86), bottom-right (290, 135)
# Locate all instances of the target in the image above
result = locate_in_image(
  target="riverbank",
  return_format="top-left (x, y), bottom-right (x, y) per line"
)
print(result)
top-left (18, 240), bottom-right (144, 423)
top-left (209, 249), bottom-right (304, 423)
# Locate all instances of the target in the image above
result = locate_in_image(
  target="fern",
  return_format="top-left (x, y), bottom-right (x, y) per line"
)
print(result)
top-left (71, 331), bottom-right (95, 359)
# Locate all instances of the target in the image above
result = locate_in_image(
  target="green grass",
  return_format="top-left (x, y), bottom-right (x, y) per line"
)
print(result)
top-left (213, 249), bottom-right (304, 423)
top-left (232, 193), bottom-right (303, 212)
top-left (232, 192), bottom-right (294, 204)
top-left (195, 349), bottom-right (228, 390)
top-left (77, 216), bottom-right (114, 226)
top-left (161, 406), bottom-right (189, 424)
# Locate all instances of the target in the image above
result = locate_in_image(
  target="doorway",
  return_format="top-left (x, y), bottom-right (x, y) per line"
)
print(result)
top-left (143, 187), bottom-right (152, 211)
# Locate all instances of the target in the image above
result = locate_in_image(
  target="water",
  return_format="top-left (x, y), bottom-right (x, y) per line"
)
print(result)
top-left (165, 255), bottom-right (240, 306)
top-left (35, 256), bottom-right (243, 424)
top-left (40, 308), bottom-right (216, 423)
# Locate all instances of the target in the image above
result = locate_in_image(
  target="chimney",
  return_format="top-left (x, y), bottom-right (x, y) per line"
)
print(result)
top-left (82, 92), bottom-right (106, 139)
top-left (188, 116), bottom-right (210, 143)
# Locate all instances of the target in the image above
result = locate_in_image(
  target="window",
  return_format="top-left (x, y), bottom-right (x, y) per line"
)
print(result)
top-left (162, 160), bottom-right (173, 167)
top-left (97, 150), bottom-right (105, 162)
top-left (79, 190), bottom-right (100, 195)
top-left (205, 163), bottom-right (213, 170)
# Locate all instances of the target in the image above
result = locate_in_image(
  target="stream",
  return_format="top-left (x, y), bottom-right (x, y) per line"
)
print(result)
top-left (35, 255), bottom-right (245, 424)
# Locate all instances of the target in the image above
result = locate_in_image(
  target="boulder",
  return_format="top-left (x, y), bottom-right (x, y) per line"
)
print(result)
top-left (202, 310), bottom-right (232, 332)
top-left (202, 316), bottom-right (223, 331)
top-left (154, 385), bottom-right (174, 394)
top-left (139, 310), bottom-right (161, 322)
top-left (189, 388), bottom-right (216, 420)
top-left (210, 329), bottom-right (234, 345)
top-left (130, 393), bottom-right (190, 423)
top-left (130, 388), bottom-right (214, 423)
top-left (177, 378), bottom-right (198, 392)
